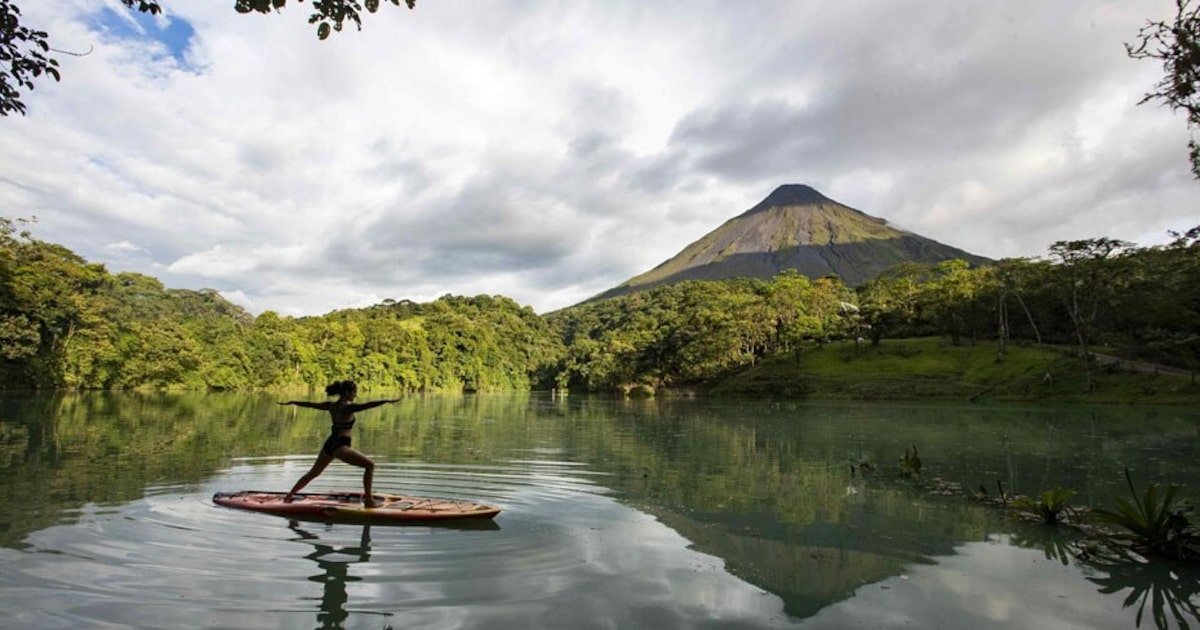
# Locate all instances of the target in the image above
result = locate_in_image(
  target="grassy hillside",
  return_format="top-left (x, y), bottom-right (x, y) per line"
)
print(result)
top-left (710, 337), bottom-right (1200, 405)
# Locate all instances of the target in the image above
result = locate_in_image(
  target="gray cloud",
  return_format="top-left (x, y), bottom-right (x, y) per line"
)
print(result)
top-left (673, 4), bottom-right (1134, 177)
top-left (0, 0), bottom-right (1194, 315)
top-left (652, 1), bottom-right (1197, 259)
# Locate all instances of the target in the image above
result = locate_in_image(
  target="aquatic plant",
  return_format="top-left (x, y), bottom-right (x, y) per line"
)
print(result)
top-left (1093, 467), bottom-right (1198, 560)
top-left (1012, 488), bottom-right (1077, 524)
top-left (898, 445), bottom-right (922, 478)
top-left (850, 458), bottom-right (876, 476)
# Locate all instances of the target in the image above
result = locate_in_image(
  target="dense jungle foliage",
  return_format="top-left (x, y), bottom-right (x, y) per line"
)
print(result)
top-left (1, 216), bottom-right (1197, 392)
top-left (0, 218), bottom-right (561, 391)
top-left (550, 230), bottom-right (1200, 392)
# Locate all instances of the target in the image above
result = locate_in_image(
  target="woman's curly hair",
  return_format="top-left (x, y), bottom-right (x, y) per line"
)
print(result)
top-left (325, 380), bottom-right (357, 397)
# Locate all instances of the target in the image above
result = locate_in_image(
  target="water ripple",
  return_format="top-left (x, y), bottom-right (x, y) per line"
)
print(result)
top-left (0, 456), bottom-right (662, 629)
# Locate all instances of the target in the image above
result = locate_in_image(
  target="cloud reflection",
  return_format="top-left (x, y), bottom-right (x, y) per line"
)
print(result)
top-left (800, 536), bottom-right (1197, 630)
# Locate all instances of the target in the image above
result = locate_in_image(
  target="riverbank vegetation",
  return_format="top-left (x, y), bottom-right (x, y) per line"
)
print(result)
top-left (550, 228), bottom-right (1199, 402)
top-left (710, 337), bottom-right (1200, 404)
top-left (1, 216), bottom-right (1197, 401)
top-left (0, 218), bottom-right (560, 391)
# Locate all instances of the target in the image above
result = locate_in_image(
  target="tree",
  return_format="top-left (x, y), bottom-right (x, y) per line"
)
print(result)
top-left (922, 259), bottom-right (986, 346)
top-left (1128, 0), bottom-right (1200, 178)
top-left (1, 0), bottom-right (415, 116)
top-left (1, 0), bottom-right (56, 115)
top-left (1115, 225), bottom-right (1200, 382)
top-left (235, 0), bottom-right (416, 40)
top-left (765, 270), bottom-right (817, 353)
top-left (1047, 238), bottom-right (1133, 391)
top-left (858, 263), bottom-right (927, 346)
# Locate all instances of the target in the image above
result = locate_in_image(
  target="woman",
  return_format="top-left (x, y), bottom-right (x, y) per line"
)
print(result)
top-left (280, 380), bottom-right (399, 507)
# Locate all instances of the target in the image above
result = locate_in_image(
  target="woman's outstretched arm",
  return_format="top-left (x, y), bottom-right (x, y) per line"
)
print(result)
top-left (279, 401), bottom-right (333, 410)
top-left (346, 399), bottom-right (401, 412)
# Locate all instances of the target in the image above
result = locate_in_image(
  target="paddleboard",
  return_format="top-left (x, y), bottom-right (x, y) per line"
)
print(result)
top-left (213, 490), bottom-right (501, 523)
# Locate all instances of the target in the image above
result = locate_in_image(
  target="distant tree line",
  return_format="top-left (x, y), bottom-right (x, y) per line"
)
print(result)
top-left (0, 217), bottom-right (560, 391)
top-left (2, 216), bottom-right (1197, 392)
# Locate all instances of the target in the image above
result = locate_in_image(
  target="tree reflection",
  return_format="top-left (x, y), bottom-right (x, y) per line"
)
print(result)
top-left (1085, 550), bottom-right (1200, 630)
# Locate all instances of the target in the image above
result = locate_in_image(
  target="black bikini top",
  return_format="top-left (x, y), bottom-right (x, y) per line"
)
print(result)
top-left (330, 401), bottom-right (356, 432)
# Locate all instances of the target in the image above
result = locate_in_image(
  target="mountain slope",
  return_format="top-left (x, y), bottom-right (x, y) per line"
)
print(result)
top-left (595, 185), bottom-right (988, 300)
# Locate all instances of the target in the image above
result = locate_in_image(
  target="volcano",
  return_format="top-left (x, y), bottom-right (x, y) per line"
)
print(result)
top-left (594, 184), bottom-right (987, 300)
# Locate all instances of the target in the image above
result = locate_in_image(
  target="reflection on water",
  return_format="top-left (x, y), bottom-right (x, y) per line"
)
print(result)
top-left (1085, 550), bottom-right (1200, 630)
top-left (0, 392), bottom-right (1198, 628)
top-left (1008, 524), bottom-right (1081, 567)
top-left (290, 523), bottom-right (385, 629)
top-left (289, 518), bottom-right (502, 628)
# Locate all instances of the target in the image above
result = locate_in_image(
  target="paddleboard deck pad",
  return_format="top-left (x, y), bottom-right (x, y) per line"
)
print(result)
top-left (213, 491), bottom-right (501, 523)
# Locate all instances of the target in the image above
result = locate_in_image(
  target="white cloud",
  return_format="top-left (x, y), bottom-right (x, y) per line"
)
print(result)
top-left (166, 242), bottom-right (312, 278)
top-left (0, 0), bottom-right (1195, 315)
top-left (103, 240), bottom-right (148, 254)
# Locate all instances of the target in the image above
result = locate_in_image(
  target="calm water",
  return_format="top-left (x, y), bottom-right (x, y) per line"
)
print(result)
top-left (0, 392), bottom-right (1198, 629)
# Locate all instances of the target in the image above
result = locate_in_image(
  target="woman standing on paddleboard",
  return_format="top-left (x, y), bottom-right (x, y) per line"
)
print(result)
top-left (280, 380), bottom-right (399, 507)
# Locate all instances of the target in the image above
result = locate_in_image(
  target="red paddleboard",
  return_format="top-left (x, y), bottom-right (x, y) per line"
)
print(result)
top-left (213, 491), bottom-right (501, 523)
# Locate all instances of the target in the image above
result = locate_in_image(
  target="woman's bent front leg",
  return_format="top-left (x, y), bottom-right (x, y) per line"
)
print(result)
top-left (334, 446), bottom-right (377, 507)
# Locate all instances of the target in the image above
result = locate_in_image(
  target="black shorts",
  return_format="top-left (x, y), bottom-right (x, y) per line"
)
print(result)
top-left (322, 434), bottom-right (352, 456)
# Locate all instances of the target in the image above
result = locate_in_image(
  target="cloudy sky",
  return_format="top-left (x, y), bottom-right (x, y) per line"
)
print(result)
top-left (1, 0), bottom-right (1196, 315)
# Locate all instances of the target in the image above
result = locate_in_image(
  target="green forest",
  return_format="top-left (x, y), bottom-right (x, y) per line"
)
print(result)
top-left (1, 216), bottom-right (1197, 395)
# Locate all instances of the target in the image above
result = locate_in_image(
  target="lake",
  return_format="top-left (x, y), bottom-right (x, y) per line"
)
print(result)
top-left (1, 392), bottom-right (1198, 629)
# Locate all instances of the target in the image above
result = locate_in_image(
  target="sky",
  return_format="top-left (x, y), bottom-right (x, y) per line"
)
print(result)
top-left (1, 0), bottom-right (1196, 316)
